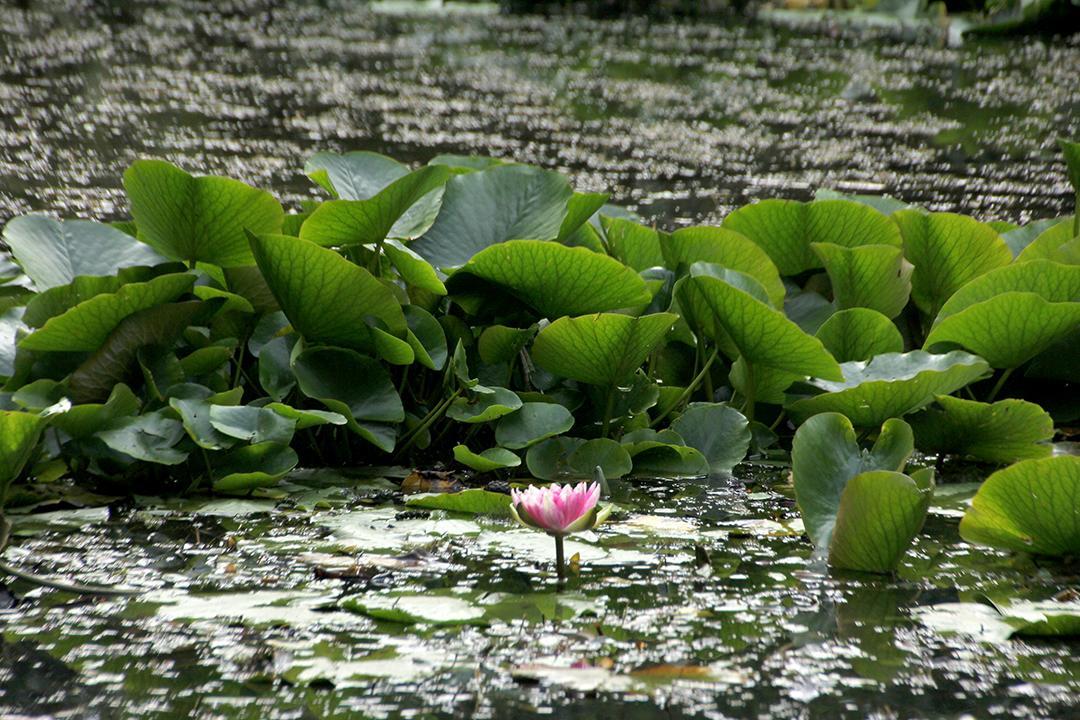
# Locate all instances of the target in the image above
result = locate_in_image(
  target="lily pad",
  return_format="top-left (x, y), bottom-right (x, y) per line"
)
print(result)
top-left (304, 150), bottom-right (409, 200)
top-left (412, 164), bottom-right (573, 268)
top-left (495, 402), bottom-right (575, 450)
top-left (342, 592), bottom-right (487, 626)
top-left (668, 402), bottom-right (751, 474)
top-left (299, 165), bottom-right (450, 247)
top-left (893, 210), bottom-right (1011, 317)
top-left (530, 312), bottom-right (677, 386)
top-left (292, 347), bottom-right (403, 452)
top-left (814, 308), bottom-right (903, 362)
top-left (909, 395), bottom-right (1054, 463)
top-left (791, 412), bottom-right (929, 572)
top-left (450, 240), bottom-right (651, 318)
top-left (18, 273), bottom-right (194, 352)
top-left (447, 386), bottom-right (523, 423)
top-left (124, 159), bottom-right (283, 267)
top-left (95, 410), bottom-right (188, 465)
top-left (0, 410), bottom-right (48, 500)
top-left (249, 233), bottom-right (408, 355)
top-left (675, 265), bottom-right (842, 380)
top-left (212, 442), bottom-right (299, 492)
top-left (923, 260), bottom-right (1080, 369)
top-left (959, 455), bottom-right (1080, 557)
top-left (787, 351), bottom-right (990, 427)
top-left (662, 226), bottom-right (785, 307)
top-left (600, 216), bottom-right (663, 271)
top-left (452, 445), bottom-right (522, 472)
top-left (722, 199), bottom-right (901, 276)
top-left (811, 242), bottom-right (912, 319)
top-left (405, 488), bottom-right (513, 515)
top-left (2, 215), bottom-right (166, 290)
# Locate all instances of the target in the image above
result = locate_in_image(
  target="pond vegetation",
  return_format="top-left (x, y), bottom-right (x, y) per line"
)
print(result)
top-left (0, 139), bottom-right (1078, 716)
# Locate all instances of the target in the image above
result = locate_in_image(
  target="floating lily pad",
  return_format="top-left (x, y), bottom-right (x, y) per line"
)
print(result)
top-left (405, 488), bottom-right (513, 515)
top-left (531, 312), bottom-right (677, 386)
top-left (909, 395), bottom-right (1054, 463)
top-left (124, 159), bottom-right (283, 267)
top-left (787, 351), bottom-right (990, 427)
top-left (452, 445), bottom-right (522, 472)
top-left (342, 592), bottom-right (488, 626)
top-left (959, 455), bottom-right (1080, 557)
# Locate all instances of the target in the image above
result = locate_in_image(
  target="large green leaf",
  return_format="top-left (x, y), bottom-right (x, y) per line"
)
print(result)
top-left (0, 410), bottom-right (47, 502)
top-left (674, 265), bottom-right (842, 380)
top-left (827, 468), bottom-right (934, 574)
top-left (447, 387), bottom-right (523, 423)
top-left (1015, 217), bottom-right (1078, 263)
top-left (249, 234), bottom-right (407, 354)
top-left (168, 384), bottom-right (240, 451)
top-left (924, 260), bottom-right (1080, 368)
top-left (791, 412), bottom-right (929, 572)
top-left (209, 405), bottom-right (297, 445)
top-left (721, 199), bottom-right (901, 276)
top-left (18, 273), bottom-right (194, 352)
top-left (404, 304), bottom-right (447, 370)
top-left (530, 312), bottom-right (676, 386)
top-left (788, 350), bottom-right (989, 427)
top-left (124, 159), bottom-right (283, 267)
top-left (2, 215), bottom-right (166, 290)
top-left (68, 301), bottom-right (205, 403)
top-left (909, 395), bottom-right (1054, 463)
top-left (558, 192), bottom-right (608, 245)
top-left (405, 488), bottom-right (513, 515)
top-left (600, 216), bottom-right (663, 271)
top-left (292, 347), bottom-right (403, 452)
top-left (811, 242), bottom-right (912, 319)
top-left (212, 442), bottom-right (298, 493)
top-left (304, 150), bottom-right (409, 200)
top-left (960, 456), bottom-right (1080, 557)
top-left (525, 436), bottom-right (632, 480)
top-left (668, 402), bottom-right (751, 474)
top-left (662, 226), bottom-right (785, 307)
top-left (95, 410), bottom-right (188, 465)
top-left (495, 402), bottom-right (574, 449)
top-left (449, 240), bottom-right (651, 318)
top-left (298, 165), bottom-right (450, 247)
top-left (814, 308), bottom-right (903, 362)
top-left (1060, 138), bottom-right (1080, 195)
top-left (893, 210), bottom-right (1011, 316)
top-left (411, 164), bottom-right (573, 268)
top-left (384, 240), bottom-right (446, 295)
top-left (452, 445), bottom-right (522, 472)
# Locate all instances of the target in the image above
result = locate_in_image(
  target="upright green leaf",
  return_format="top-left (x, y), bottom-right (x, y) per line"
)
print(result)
top-left (304, 150), bottom-right (408, 199)
top-left (811, 242), bottom-right (912, 319)
top-left (722, 199), bottom-right (901, 276)
top-left (960, 456), bottom-right (1080, 557)
top-left (212, 442), bottom-right (298, 492)
top-left (2, 215), bottom-right (166, 290)
top-left (299, 165), bottom-right (450, 247)
top-left (0, 410), bottom-right (47, 502)
top-left (495, 402), bottom-right (574, 449)
top-left (249, 234), bottom-right (406, 353)
top-left (893, 210), bottom-right (1011, 316)
top-left (449, 240), bottom-right (651, 318)
top-left (124, 159), bottom-right (283, 267)
top-left (18, 273), bottom-right (194, 352)
top-left (412, 164), bottom-right (573, 268)
top-left (675, 266), bottom-right (842, 380)
top-left (814, 308), bottom-right (904, 362)
top-left (668, 402), bottom-right (751, 474)
top-left (662, 226), bottom-right (785, 307)
top-left (600, 216), bottom-right (663, 271)
top-left (292, 347), bottom-right (403, 452)
top-left (531, 313), bottom-right (677, 386)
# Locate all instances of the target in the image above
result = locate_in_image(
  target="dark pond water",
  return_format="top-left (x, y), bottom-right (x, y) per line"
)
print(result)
top-left (1, 0), bottom-right (1079, 229)
top-left (2, 1), bottom-right (1080, 718)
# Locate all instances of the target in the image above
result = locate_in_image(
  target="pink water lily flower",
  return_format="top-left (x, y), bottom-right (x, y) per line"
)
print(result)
top-left (509, 482), bottom-right (609, 536)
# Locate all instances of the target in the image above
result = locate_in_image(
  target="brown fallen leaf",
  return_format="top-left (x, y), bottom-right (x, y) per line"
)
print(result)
top-left (400, 469), bottom-right (464, 495)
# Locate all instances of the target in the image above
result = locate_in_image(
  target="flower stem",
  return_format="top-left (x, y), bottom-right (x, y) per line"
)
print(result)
top-left (650, 347), bottom-right (719, 428)
top-left (554, 534), bottom-right (565, 588)
top-left (600, 386), bottom-right (615, 438)
top-left (986, 367), bottom-right (1014, 403)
